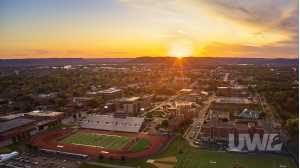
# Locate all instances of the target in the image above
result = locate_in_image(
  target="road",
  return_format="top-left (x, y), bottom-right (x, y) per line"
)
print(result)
top-left (223, 73), bottom-right (230, 81)
top-left (143, 80), bottom-right (199, 116)
top-left (184, 94), bottom-right (215, 147)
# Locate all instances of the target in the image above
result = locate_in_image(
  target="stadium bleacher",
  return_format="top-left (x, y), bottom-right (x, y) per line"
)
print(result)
top-left (81, 114), bottom-right (144, 133)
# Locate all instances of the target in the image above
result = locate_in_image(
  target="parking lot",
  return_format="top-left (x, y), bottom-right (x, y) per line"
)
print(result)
top-left (0, 152), bottom-right (81, 168)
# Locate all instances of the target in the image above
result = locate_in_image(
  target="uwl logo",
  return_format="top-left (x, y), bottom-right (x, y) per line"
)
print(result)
top-left (228, 134), bottom-right (283, 152)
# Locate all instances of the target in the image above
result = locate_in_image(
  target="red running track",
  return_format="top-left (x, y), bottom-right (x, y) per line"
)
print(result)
top-left (31, 128), bottom-right (171, 159)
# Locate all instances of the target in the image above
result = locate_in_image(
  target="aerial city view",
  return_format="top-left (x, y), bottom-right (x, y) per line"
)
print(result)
top-left (0, 0), bottom-right (299, 168)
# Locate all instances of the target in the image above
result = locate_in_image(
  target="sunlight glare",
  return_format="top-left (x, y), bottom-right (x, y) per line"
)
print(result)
top-left (168, 40), bottom-right (193, 58)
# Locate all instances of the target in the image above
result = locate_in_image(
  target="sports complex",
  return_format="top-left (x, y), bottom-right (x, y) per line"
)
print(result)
top-left (29, 114), bottom-right (297, 168)
top-left (31, 128), bottom-right (170, 159)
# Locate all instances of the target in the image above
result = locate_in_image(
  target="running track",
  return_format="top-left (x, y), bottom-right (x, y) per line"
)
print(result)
top-left (31, 128), bottom-right (172, 159)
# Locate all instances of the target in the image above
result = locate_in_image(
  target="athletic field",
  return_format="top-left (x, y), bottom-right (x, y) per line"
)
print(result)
top-left (61, 132), bottom-right (132, 150)
top-left (129, 139), bottom-right (150, 152)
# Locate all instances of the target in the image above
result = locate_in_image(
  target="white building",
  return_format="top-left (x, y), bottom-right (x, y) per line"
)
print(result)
top-left (81, 114), bottom-right (144, 133)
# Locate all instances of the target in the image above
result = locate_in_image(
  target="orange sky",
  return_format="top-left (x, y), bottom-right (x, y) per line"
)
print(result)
top-left (0, 0), bottom-right (298, 58)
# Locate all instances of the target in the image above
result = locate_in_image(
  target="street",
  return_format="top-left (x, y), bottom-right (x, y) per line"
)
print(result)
top-left (184, 94), bottom-right (215, 147)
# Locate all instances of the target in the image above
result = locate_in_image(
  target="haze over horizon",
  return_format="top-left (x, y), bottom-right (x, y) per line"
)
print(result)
top-left (0, 0), bottom-right (298, 59)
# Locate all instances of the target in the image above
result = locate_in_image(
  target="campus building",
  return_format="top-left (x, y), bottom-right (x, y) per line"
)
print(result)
top-left (105, 95), bottom-right (153, 114)
top-left (98, 87), bottom-right (122, 100)
top-left (0, 111), bottom-right (64, 147)
top-left (198, 119), bottom-right (280, 144)
top-left (216, 86), bottom-right (249, 97)
top-left (0, 117), bottom-right (36, 147)
top-left (174, 101), bottom-right (194, 120)
top-left (209, 97), bottom-right (257, 120)
top-left (25, 110), bottom-right (64, 132)
top-left (116, 97), bottom-right (141, 114)
top-left (81, 114), bottom-right (144, 133)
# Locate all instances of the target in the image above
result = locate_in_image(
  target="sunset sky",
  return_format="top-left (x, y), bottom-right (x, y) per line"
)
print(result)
top-left (0, 0), bottom-right (298, 58)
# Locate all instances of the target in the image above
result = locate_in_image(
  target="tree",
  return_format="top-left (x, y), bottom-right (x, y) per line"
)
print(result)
top-left (286, 118), bottom-right (298, 137)
top-left (121, 156), bottom-right (126, 161)
top-left (161, 120), bottom-right (169, 128)
top-left (98, 155), bottom-right (104, 160)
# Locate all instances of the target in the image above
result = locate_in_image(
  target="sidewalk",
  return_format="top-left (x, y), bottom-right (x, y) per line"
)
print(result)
top-left (86, 161), bottom-right (136, 168)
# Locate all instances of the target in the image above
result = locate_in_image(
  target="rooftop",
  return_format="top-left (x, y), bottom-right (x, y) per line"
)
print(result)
top-left (118, 96), bottom-right (140, 102)
top-left (180, 89), bottom-right (192, 92)
top-left (0, 118), bottom-right (35, 133)
top-left (35, 92), bottom-right (57, 98)
top-left (201, 91), bottom-right (209, 95)
top-left (215, 97), bottom-right (252, 104)
top-left (203, 120), bottom-right (235, 128)
top-left (202, 119), bottom-right (258, 130)
top-left (175, 101), bottom-right (193, 106)
top-left (26, 110), bottom-right (64, 117)
top-left (0, 113), bottom-right (25, 121)
top-left (98, 87), bottom-right (122, 94)
top-left (217, 86), bottom-right (247, 90)
top-left (238, 108), bottom-right (260, 119)
top-left (73, 97), bottom-right (93, 100)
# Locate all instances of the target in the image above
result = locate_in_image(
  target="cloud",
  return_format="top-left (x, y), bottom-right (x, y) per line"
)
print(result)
top-left (192, 0), bottom-right (299, 58)
top-left (195, 0), bottom-right (298, 34)
top-left (119, 0), bottom-right (298, 38)
top-left (119, 0), bottom-right (298, 32)
top-left (200, 41), bottom-right (298, 58)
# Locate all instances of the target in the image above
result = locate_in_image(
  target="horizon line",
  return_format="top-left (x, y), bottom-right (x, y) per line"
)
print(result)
top-left (0, 56), bottom-right (298, 60)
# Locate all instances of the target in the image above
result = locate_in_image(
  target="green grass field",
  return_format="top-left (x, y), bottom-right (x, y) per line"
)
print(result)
top-left (0, 146), bottom-right (13, 154)
top-left (80, 136), bottom-right (297, 168)
top-left (129, 139), bottom-right (150, 152)
top-left (61, 132), bottom-right (131, 150)
top-left (176, 149), bottom-right (296, 168)
top-left (167, 137), bottom-right (297, 168)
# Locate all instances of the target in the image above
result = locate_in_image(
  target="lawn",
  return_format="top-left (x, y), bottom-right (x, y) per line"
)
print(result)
top-left (80, 163), bottom-right (107, 168)
top-left (176, 149), bottom-right (296, 168)
top-left (61, 132), bottom-right (132, 150)
top-left (0, 146), bottom-right (13, 154)
top-left (129, 139), bottom-right (150, 152)
top-left (164, 137), bottom-right (297, 168)
top-left (0, 142), bottom-right (28, 154)
top-left (80, 136), bottom-right (297, 168)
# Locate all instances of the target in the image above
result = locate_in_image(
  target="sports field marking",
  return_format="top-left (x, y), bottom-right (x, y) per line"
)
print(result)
top-left (71, 143), bottom-right (105, 148)
top-left (61, 131), bottom-right (132, 150)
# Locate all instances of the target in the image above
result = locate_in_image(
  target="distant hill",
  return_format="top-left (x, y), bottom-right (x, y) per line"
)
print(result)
top-left (129, 57), bottom-right (299, 65)
top-left (0, 57), bottom-right (297, 67)
top-left (0, 58), bottom-right (130, 67)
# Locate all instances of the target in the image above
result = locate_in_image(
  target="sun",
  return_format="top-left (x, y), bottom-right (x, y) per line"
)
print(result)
top-left (170, 51), bottom-right (185, 58)
top-left (176, 55), bottom-right (183, 59)
top-left (168, 40), bottom-right (193, 58)
top-left (169, 48), bottom-right (191, 58)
